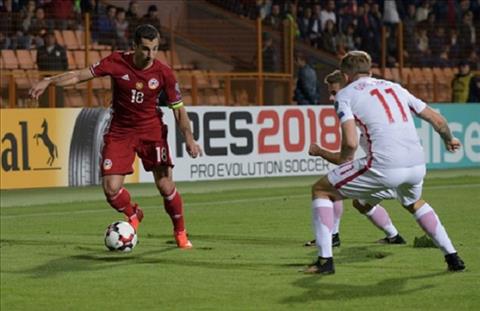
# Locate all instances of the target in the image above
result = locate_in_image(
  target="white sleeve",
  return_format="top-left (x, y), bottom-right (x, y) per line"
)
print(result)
top-left (402, 86), bottom-right (427, 114)
top-left (334, 93), bottom-right (354, 123)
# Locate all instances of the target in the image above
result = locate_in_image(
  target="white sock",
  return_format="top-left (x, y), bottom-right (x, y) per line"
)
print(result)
top-left (365, 205), bottom-right (399, 238)
top-left (414, 203), bottom-right (456, 255)
top-left (312, 198), bottom-right (334, 258)
top-left (333, 200), bottom-right (343, 235)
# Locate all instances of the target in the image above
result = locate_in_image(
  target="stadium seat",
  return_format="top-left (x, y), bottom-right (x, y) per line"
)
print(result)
top-left (100, 50), bottom-right (111, 59)
top-left (12, 69), bottom-right (30, 89)
top-left (177, 71), bottom-right (192, 89)
top-left (65, 90), bottom-right (84, 107)
top-left (30, 50), bottom-right (37, 67)
top-left (182, 93), bottom-right (192, 105)
top-left (193, 70), bottom-right (210, 88)
top-left (73, 50), bottom-right (85, 68)
top-left (54, 30), bottom-right (65, 46)
top-left (62, 30), bottom-right (80, 50)
top-left (72, 50), bottom-right (101, 68)
top-left (66, 50), bottom-right (77, 69)
top-left (208, 72), bottom-right (221, 89)
top-left (205, 89), bottom-right (222, 105)
top-left (217, 89), bottom-right (226, 105)
top-left (156, 51), bottom-right (168, 65)
top-left (74, 30), bottom-right (85, 49)
top-left (27, 70), bottom-right (40, 85)
top-left (1, 50), bottom-right (19, 69)
top-left (16, 50), bottom-right (36, 69)
top-left (89, 50), bottom-right (101, 65)
top-left (371, 67), bottom-right (381, 77)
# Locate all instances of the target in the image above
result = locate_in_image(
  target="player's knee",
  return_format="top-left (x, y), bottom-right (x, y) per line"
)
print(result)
top-left (103, 181), bottom-right (122, 198)
top-left (156, 178), bottom-right (175, 197)
top-left (404, 199), bottom-right (425, 214)
top-left (352, 199), bottom-right (372, 214)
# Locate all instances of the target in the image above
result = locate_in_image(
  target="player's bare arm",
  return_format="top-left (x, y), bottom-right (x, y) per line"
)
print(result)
top-left (418, 106), bottom-right (461, 152)
top-left (29, 67), bottom-right (94, 100)
top-left (173, 106), bottom-right (202, 158)
top-left (338, 119), bottom-right (358, 163)
top-left (308, 143), bottom-right (343, 165)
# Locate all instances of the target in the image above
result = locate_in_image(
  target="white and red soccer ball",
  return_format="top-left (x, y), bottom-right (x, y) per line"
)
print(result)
top-left (104, 221), bottom-right (138, 252)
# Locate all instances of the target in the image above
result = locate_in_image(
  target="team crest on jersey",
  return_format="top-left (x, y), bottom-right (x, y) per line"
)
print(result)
top-left (135, 82), bottom-right (144, 90)
top-left (103, 159), bottom-right (112, 170)
top-left (148, 78), bottom-right (159, 90)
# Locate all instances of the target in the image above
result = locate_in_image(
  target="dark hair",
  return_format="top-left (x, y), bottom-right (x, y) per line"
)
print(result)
top-left (134, 24), bottom-right (159, 44)
top-left (148, 5), bottom-right (158, 12)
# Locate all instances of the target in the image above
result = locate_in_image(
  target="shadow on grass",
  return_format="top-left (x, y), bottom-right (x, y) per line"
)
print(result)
top-left (282, 271), bottom-right (444, 303)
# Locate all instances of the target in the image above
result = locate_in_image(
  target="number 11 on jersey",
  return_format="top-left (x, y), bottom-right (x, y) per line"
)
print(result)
top-left (370, 88), bottom-right (408, 123)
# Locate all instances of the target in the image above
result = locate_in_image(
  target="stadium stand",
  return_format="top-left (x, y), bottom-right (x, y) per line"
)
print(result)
top-left (1, 0), bottom-right (479, 108)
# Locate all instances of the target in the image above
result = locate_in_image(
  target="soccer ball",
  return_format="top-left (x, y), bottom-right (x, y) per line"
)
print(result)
top-left (104, 221), bottom-right (138, 252)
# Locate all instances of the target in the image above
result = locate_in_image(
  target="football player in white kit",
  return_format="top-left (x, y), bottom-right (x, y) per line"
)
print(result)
top-left (305, 70), bottom-right (406, 248)
top-left (305, 51), bottom-right (465, 274)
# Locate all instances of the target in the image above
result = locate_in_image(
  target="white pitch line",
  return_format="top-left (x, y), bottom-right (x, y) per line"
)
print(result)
top-left (1, 183), bottom-right (479, 219)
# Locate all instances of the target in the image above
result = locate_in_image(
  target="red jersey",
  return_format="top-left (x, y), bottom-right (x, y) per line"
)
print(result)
top-left (90, 51), bottom-right (182, 132)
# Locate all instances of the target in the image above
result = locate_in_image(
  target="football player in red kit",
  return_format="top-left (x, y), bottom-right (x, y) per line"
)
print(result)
top-left (29, 24), bottom-right (202, 248)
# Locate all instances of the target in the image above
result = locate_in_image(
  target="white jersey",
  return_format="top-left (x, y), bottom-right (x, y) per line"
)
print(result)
top-left (335, 77), bottom-right (427, 168)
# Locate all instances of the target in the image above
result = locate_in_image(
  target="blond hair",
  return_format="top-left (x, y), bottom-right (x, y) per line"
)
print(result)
top-left (339, 51), bottom-right (372, 76)
top-left (324, 69), bottom-right (345, 85)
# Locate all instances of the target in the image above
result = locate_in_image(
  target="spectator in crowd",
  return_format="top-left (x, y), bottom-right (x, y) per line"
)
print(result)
top-left (321, 19), bottom-right (337, 55)
top-left (431, 45), bottom-right (452, 68)
top-left (458, 11), bottom-right (476, 57)
top-left (261, 32), bottom-right (278, 72)
top-left (15, 0), bottom-right (37, 48)
top-left (466, 49), bottom-right (479, 70)
top-left (416, 0), bottom-right (431, 22)
top-left (255, 0), bottom-right (272, 20)
top-left (383, 0), bottom-right (401, 26)
top-left (355, 3), bottom-right (379, 62)
top-left (293, 52), bottom-right (318, 105)
top-left (308, 4), bottom-right (322, 47)
top-left (429, 25), bottom-right (447, 58)
top-left (468, 75), bottom-right (480, 103)
top-left (29, 7), bottom-right (53, 48)
top-left (298, 6), bottom-right (312, 41)
top-left (451, 61), bottom-right (474, 103)
top-left (403, 4), bottom-right (417, 37)
top-left (425, 12), bottom-right (437, 37)
top-left (126, 0), bottom-right (141, 40)
top-left (263, 3), bottom-right (282, 30)
top-left (283, 2), bottom-right (300, 37)
top-left (46, 0), bottom-right (75, 30)
top-left (95, 4), bottom-right (117, 46)
top-left (415, 25), bottom-right (431, 66)
top-left (36, 31), bottom-right (67, 107)
top-left (448, 28), bottom-right (461, 60)
top-left (140, 5), bottom-right (169, 50)
top-left (320, 0), bottom-right (336, 31)
top-left (115, 8), bottom-right (129, 50)
top-left (384, 26), bottom-right (398, 67)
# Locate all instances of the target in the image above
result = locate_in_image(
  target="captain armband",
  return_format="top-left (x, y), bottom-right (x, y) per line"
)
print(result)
top-left (169, 101), bottom-right (184, 110)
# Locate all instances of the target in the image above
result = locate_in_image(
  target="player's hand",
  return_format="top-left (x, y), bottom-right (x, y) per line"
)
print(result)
top-left (308, 143), bottom-right (323, 157)
top-left (445, 137), bottom-right (461, 152)
top-left (29, 79), bottom-right (51, 100)
top-left (187, 142), bottom-right (202, 158)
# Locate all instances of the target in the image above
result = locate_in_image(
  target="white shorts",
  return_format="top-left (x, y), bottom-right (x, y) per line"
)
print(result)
top-left (327, 158), bottom-right (426, 206)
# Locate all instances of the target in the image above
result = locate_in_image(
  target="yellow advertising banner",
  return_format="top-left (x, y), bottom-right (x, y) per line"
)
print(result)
top-left (1, 108), bottom-right (139, 189)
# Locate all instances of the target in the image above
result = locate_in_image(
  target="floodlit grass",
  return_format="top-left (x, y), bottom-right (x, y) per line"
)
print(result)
top-left (1, 171), bottom-right (480, 310)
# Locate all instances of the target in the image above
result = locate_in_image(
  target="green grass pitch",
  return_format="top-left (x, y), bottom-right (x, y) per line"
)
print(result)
top-left (1, 170), bottom-right (479, 311)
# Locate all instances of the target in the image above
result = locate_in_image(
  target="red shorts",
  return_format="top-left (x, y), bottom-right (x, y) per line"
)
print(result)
top-left (101, 124), bottom-right (173, 176)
